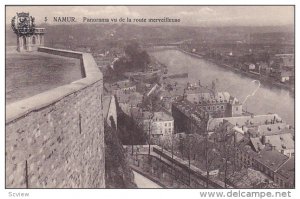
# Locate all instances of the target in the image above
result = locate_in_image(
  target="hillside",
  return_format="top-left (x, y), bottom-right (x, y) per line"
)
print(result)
top-left (6, 23), bottom-right (294, 47)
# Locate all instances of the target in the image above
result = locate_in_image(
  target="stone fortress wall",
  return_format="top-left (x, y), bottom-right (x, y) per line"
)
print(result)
top-left (6, 47), bottom-right (105, 188)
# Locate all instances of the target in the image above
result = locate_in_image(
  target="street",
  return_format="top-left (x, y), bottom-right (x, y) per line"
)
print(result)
top-left (133, 171), bottom-right (162, 188)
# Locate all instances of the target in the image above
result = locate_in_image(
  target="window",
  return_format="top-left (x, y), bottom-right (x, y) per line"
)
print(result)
top-left (32, 36), bottom-right (36, 44)
top-left (165, 123), bottom-right (167, 127)
top-left (236, 107), bottom-right (239, 111)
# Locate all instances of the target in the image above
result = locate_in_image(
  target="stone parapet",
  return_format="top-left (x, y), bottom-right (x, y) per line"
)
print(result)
top-left (6, 47), bottom-right (105, 188)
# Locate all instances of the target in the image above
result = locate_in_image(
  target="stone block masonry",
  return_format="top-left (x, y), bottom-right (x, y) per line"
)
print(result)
top-left (6, 47), bottom-right (105, 188)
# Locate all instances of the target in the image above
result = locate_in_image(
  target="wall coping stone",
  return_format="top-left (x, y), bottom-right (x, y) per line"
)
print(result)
top-left (6, 47), bottom-right (103, 124)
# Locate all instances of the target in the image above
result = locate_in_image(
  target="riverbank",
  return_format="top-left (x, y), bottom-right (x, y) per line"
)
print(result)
top-left (150, 48), bottom-right (294, 125)
top-left (178, 48), bottom-right (294, 95)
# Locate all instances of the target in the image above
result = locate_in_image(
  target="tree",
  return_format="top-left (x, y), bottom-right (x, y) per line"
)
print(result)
top-left (203, 135), bottom-right (220, 188)
top-left (140, 50), bottom-right (151, 68)
top-left (124, 41), bottom-right (150, 70)
top-left (215, 121), bottom-right (238, 188)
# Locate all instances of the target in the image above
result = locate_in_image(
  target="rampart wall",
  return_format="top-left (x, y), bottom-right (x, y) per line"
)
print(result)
top-left (6, 47), bottom-right (105, 188)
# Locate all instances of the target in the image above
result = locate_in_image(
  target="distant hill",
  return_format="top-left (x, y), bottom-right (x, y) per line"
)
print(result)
top-left (6, 23), bottom-right (294, 47)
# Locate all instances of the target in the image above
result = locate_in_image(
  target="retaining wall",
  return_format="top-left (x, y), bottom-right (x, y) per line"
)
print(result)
top-left (6, 47), bottom-right (105, 188)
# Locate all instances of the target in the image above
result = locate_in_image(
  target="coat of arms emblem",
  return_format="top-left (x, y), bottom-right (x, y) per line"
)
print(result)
top-left (11, 12), bottom-right (35, 36)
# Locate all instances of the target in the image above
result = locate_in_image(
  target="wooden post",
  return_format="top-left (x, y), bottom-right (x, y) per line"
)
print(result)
top-left (25, 160), bottom-right (29, 188)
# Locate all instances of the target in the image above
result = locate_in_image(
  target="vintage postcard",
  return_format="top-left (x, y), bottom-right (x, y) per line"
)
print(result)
top-left (4, 5), bottom-right (295, 196)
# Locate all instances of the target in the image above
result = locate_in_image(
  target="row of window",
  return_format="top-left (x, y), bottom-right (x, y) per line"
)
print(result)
top-left (165, 122), bottom-right (172, 127)
top-left (191, 98), bottom-right (228, 104)
top-left (200, 105), bottom-right (225, 111)
top-left (157, 127), bottom-right (173, 135)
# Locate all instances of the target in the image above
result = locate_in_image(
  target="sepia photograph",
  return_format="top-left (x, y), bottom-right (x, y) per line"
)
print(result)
top-left (4, 4), bottom-right (295, 195)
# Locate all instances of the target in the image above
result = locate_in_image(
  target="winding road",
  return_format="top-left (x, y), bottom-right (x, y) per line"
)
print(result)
top-left (133, 171), bottom-right (162, 188)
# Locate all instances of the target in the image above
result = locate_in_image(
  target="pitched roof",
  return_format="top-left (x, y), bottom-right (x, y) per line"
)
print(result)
top-left (152, 111), bottom-right (173, 122)
top-left (207, 114), bottom-right (282, 131)
top-left (116, 92), bottom-right (143, 105)
top-left (276, 157), bottom-right (295, 181)
top-left (229, 168), bottom-right (277, 188)
top-left (186, 91), bottom-right (232, 104)
top-left (255, 123), bottom-right (289, 136)
top-left (172, 99), bottom-right (210, 125)
top-left (250, 137), bottom-right (265, 152)
top-left (255, 148), bottom-right (289, 172)
top-left (103, 95), bottom-right (112, 120)
top-left (265, 133), bottom-right (294, 151)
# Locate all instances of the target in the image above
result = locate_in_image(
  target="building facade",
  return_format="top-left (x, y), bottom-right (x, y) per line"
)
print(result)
top-left (172, 99), bottom-right (211, 134)
top-left (132, 109), bottom-right (174, 143)
top-left (185, 83), bottom-right (242, 118)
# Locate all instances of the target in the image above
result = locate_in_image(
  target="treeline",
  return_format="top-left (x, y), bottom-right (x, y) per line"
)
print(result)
top-left (113, 40), bottom-right (151, 73)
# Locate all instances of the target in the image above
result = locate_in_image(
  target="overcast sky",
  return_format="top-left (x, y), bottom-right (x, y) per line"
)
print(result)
top-left (6, 6), bottom-right (294, 26)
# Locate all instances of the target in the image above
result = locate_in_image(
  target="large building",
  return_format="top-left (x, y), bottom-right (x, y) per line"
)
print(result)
top-left (132, 109), bottom-right (174, 142)
top-left (270, 54), bottom-right (295, 83)
top-left (208, 115), bottom-right (294, 188)
top-left (250, 130), bottom-right (294, 157)
top-left (116, 91), bottom-right (143, 115)
top-left (236, 138), bottom-right (294, 188)
top-left (274, 157), bottom-right (295, 188)
top-left (185, 82), bottom-right (242, 117)
top-left (150, 112), bottom-right (174, 138)
top-left (172, 99), bottom-right (211, 134)
top-left (207, 114), bottom-right (294, 156)
top-left (206, 113), bottom-right (284, 132)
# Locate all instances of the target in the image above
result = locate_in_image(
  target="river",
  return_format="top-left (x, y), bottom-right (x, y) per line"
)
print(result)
top-left (150, 49), bottom-right (294, 126)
